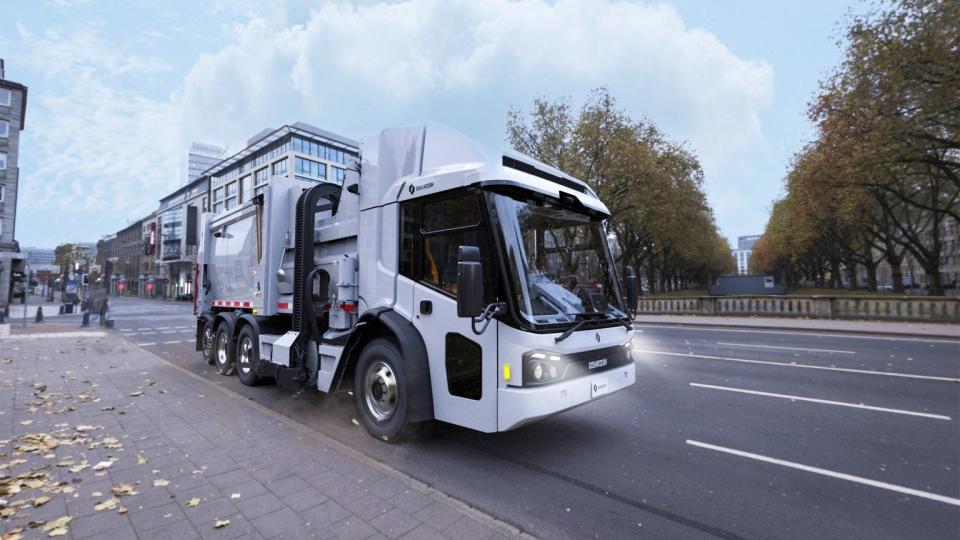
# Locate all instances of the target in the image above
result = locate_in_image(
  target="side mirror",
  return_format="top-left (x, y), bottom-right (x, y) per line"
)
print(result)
top-left (457, 246), bottom-right (484, 318)
top-left (625, 266), bottom-right (639, 314)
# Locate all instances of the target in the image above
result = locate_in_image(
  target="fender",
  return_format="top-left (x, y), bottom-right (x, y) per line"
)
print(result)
top-left (215, 312), bottom-right (238, 339)
top-left (338, 307), bottom-right (434, 422)
top-left (236, 313), bottom-right (261, 337)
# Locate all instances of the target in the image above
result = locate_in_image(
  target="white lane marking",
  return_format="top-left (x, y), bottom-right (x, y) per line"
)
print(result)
top-left (689, 383), bottom-right (952, 420)
top-left (686, 439), bottom-right (960, 507)
top-left (162, 340), bottom-right (182, 344)
top-left (716, 342), bottom-right (855, 355)
top-left (634, 324), bottom-right (960, 344)
top-left (161, 330), bottom-right (177, 334)
top-left (137, 327), bottom-right (151, 331)
top-left (180, 330), bottom-right (193, 333)
top-left (139, 342), bottom-right (156, 346)
top-left (174, 326), bottom-right (190, 329)
top-left (2, 332), bottom-right (107, 340)
top-left (635, 349), bottom-right (960, 382)
top-left (156, 326), bottom-right (170, 330)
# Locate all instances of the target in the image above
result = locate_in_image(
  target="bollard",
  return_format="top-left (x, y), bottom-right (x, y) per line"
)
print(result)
top-left (82, 311), bottom-right (90, 327)
top-left (35, 306), bottom-right (44, 323)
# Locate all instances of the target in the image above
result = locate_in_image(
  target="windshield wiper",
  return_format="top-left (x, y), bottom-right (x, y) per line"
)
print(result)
top-left (554, 319), bottom-right (586, 344)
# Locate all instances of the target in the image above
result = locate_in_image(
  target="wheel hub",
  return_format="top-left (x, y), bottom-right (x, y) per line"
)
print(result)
top-left (238, 337), bottom-right (252, 374)
top-left (217, 333), bottom-right (228, 365)
top-left (364, 361), bottom-right (397, 422)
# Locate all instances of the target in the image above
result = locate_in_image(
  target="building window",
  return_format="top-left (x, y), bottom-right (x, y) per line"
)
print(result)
top-left (255, 167), bottom-right (268, 186)
top-left (0, 184), bottom-right (4, 202)
top-left (0, 152), bottom-right (6, 170)
top-left (0, 88), bottom-right (10, 106)
top-left (272, 158), bottom-right (287, 177)
top-left (225, 182), bottom-right (237, 210)
top-left (295, 157), bottom-right (326, 180)
top-left (0, 120), bottom-right (8, 138)
top-left (331, 166), bottom-right (347, 185)
top-left (212, 187), bottom-right (224, 213)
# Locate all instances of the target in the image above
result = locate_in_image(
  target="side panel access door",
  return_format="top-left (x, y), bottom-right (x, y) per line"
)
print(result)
top-left (401, 190), bottom-right (499, 432)
top-left (412, 286), bottom-right (498, 432)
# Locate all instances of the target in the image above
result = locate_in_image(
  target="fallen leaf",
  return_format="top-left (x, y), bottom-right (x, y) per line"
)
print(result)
top-left (19, 420), bottom-right (33, 426)
top-left (93, 461), bottom-right (113, 471)
top-left (32, 496), bottom-right (50, 507)
top-left (55, 460), bottom-right (74, 467)
top-left (68, 462), bottom-right (89, 473)
top-left (137, 454), bottom-right (148, 465)
top-left (128, 391), bottom-right (144, 397)
top-left (111, 484), bottom-right (137, 496)
top-left (94, 498), bottom-right (119, 512)
top-left (152, 479), bottom-right (169, 487)
top-left (230, 493), bottom-right (240, 499)
top-left (41, 516), bottom-right (71, 534)
top-left (100, 406), bottom-right (115, 411)
top-left (74, 425), bottom-right (97, 432)
top-left (186, 497), bottom-right (200, 508)
top-left (91, 491), bottom-right (103, 497)
top-left (162, 513), bottom-right (173, 518)
top-left (213, 519), bottom-right (230, 529)
top-left (2, 526), bottom-right (24, 540)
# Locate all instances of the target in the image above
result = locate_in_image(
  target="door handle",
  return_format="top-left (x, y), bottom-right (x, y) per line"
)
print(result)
top-left (419, 300), bottom-right (432, 315)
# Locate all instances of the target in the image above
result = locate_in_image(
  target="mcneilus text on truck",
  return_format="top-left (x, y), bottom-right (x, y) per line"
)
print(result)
top-left (195, 124), bottom-right (639, 442)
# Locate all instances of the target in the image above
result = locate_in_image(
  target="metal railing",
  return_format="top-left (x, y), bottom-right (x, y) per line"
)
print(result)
top-left (635, 295), bottom-right (960, 322)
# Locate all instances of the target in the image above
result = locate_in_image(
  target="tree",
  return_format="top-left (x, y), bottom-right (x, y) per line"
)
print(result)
top-left (507, 89), bottom-right (732, 292)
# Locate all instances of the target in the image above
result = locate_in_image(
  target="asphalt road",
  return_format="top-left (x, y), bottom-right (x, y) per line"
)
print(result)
top-left (103, 296), bottom-right (960, 539)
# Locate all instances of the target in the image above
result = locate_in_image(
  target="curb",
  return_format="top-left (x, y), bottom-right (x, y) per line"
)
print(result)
top-left (115, 333), bottom-right (536, 540)
top-left (632, 319), bottom-right (960, 340)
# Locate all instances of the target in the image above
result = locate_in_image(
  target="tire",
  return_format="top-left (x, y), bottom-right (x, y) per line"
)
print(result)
top-left (236, 325), bottom-right (262, 386)
top-left (354, 339), bottom-right (409, 443)
top-left (214, 323), bottom-right (236, 376)
top-left (200, 319), bottom-right (216, 366)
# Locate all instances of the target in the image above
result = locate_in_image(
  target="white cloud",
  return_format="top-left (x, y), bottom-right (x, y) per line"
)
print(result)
top-left (8, 24), bottom-right (181, 244)
top-left (10, 0), bottom-right (773, 247)
top-left (180, 0), bottom-right (773, 169)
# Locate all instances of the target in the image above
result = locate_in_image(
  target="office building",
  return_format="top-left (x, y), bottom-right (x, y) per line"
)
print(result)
top-left (0, 58), bottom-right (28, 307)
top-left (732, 235), bottom-right (761, 276)
top-left (184, 142), bottom-right (227, 184)
top-left (99, 122), bottom-right (358, 301)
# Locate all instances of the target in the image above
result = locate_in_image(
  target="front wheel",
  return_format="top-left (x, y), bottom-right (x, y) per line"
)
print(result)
top-left (236, 325), bottom-right (262, 386)
top-left (354, 339), bottom-right (409, 443)
top-left (214, 324), bottom-right (236, 376)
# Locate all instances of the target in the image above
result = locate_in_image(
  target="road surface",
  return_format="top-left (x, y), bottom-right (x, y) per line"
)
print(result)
top-left (102, 296), bottom-right (960, 539)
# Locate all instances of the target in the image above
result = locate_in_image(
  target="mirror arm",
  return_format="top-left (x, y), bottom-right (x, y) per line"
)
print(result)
top-left (471, 302), bottom-right (506, 335)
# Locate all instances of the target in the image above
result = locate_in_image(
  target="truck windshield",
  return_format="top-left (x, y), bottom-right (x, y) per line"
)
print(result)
top-left (492, 192), bottom-right (626, 328)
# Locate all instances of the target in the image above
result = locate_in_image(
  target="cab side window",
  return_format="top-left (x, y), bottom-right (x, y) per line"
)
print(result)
top-left (399, 191), bottom-right (496, 301)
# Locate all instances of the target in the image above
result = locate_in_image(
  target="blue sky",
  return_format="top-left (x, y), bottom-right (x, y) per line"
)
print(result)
top-left (1, 0), bottom-right (862, 249)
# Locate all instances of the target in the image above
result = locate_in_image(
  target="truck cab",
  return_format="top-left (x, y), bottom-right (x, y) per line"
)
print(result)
top-left (196, 124), bottom-right (637, 442)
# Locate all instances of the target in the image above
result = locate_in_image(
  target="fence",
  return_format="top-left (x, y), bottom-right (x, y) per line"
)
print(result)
top-left (635, 295), bottom-right (960, 322)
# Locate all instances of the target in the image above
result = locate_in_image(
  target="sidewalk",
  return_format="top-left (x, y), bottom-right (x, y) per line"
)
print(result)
top-left (634, 314), bottom-right (960, 338)
top-left (1, 331), bottom-right (522, 540)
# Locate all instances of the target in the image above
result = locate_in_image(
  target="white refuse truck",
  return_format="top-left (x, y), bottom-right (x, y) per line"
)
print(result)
top-left (195, 124), bottom-right (638, 442)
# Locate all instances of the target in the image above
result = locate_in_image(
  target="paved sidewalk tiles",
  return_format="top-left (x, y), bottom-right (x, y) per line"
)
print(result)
top-left (1, 332), bottom-right (520, 539)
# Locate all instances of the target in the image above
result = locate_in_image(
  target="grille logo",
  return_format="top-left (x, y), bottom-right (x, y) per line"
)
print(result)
top-left (588, 359), bottom-right (608, 370)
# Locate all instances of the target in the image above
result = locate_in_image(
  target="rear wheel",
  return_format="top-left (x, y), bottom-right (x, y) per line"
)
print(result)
top-left (354, 339), bottom-right (409, 443)
top-left (236, 325), bottom-right (262, 386)
top-left (200, 320), bottom-right (216, 366)
top-left (214, 324), bottom-right (236, 376)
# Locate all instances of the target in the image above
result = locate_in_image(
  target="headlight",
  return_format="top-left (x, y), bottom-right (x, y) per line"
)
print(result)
top-left (522, 351), bottom-right (572, 386)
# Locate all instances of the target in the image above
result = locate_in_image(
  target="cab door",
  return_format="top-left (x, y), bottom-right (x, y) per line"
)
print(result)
top-left (401, 190), bottom-right (499, 432)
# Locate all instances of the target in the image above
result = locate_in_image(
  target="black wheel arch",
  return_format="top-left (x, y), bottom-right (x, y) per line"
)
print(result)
top-left (337, 308), bottom-right (434, 423)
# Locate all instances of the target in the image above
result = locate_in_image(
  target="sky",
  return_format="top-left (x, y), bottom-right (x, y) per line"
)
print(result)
top-left (1, 0), bottom-right (865, 249)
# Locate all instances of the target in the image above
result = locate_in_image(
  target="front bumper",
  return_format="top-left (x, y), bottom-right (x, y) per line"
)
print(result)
top-left (497, 362), bottom-right (636, 431)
